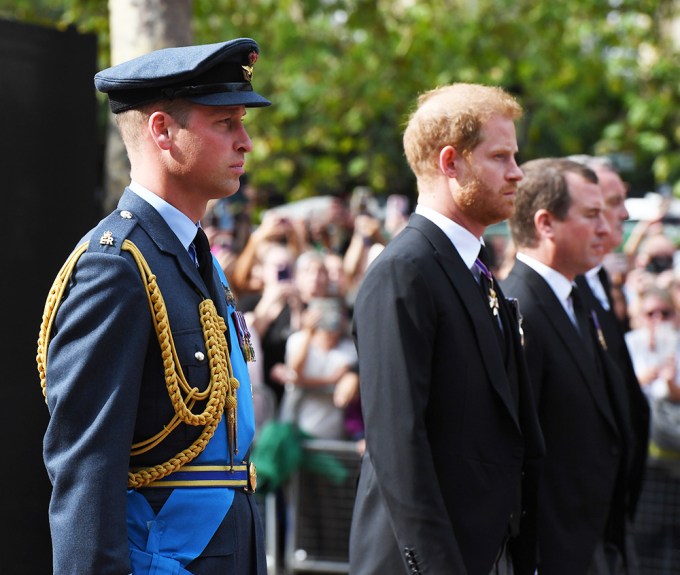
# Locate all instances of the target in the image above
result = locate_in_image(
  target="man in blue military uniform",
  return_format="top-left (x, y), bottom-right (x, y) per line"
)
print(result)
top-left (37, 38), bottom-right (271, 574)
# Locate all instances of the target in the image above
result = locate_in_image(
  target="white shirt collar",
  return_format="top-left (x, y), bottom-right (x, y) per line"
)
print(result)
top-left (584, 264), bottom-right (610, 310)
top-left (585, 264), bottom-right (603, 282)
top-left (128, 180), bottom-right (199, 250)
top-left (415, 204), bottom-right (484, 269)
top-left (516, 251), bottom-right (574, 311)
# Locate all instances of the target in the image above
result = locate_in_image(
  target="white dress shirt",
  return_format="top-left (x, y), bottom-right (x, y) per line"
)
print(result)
top-left (415, 204), bottom-right (484, 269)
top-left (585, 265), bottom-right (610, 311)
top-left (516, 252), bottom-right (578, 326)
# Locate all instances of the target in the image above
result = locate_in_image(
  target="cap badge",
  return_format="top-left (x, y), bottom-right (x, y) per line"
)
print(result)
top-left (242, 51), bottom-right (258, 82)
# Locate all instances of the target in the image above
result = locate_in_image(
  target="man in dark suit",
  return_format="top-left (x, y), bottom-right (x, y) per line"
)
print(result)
top-left (569, 155), bottom-right (650, 521)
top-left (349, 83), bottom-right (545, 575)
top-left (37, 40), bottom-right (270, 574)
top-left (501, 158), bottom-right (640, 574)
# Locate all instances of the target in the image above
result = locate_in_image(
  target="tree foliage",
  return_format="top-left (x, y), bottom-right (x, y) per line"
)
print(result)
top-left (4, 0), bottom-right (680, 200)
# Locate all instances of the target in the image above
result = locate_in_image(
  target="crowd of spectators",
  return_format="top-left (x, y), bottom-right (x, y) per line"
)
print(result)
top-left (201, 181), bottom-right (411, 569)
top-left (616, 216), bottom-right (680, 574)
top-left (203, 180), bottom-right (410, 451)
top-left (204, 176), bottom-right (680, 574)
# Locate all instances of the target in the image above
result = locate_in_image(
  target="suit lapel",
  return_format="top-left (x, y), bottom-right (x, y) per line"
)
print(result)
top-left (516, 262), bottom-right (619, 430)
top-left (410, 216), bottom-right (519, 424)
top-left (575, 275), bottom-right (621, 354)
top-left (516, 262), bottom-right (594, 374)
top-left (575, 275), bottom-right (630, 435)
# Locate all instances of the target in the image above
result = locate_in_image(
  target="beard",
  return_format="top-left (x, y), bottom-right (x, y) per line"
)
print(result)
top-left (456, 171), bottom-right (515, 227)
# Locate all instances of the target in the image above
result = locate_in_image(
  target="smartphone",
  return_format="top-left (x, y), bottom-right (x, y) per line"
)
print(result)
top-left (277, 266), bottom-right (291, 281)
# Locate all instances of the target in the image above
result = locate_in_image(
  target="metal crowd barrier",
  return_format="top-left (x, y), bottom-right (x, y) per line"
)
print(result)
top-left (633, 458), bottom-right (680, 575)
top-left (263, 438), bottom-right (362, 575)
top-left (261, 446), bottom-right (680, 574)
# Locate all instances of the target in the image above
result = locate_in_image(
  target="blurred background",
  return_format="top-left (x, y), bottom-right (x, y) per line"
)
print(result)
top-left (4, 1), bottom-right (680, 573)
top-left (5, 0), bottom-right (680, 210)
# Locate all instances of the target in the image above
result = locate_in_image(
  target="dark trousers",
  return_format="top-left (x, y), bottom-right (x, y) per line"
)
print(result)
top-left (587, 529), bottom-right (640, 575)
top-left (490, 538), bottom-right (514, 575)
top-left (142, 488), bottom-right (267, 575)
top-left (186, 490), bottom-right (267, 575)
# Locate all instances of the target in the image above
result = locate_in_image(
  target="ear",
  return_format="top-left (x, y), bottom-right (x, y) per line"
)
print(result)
top-left (438, 145), bottom-right (458, 178)
top-left (148, 111), bottom-right (175, 151)
top-left (534, 209), bottom-right (555, 239)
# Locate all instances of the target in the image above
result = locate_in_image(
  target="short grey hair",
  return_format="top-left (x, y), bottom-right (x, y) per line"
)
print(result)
top-left (566, 154), bottom-right (617, 173)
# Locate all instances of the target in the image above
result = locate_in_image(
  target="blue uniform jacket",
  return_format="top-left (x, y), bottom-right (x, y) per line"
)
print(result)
top-left (42, 189), bottom-right (256, 574)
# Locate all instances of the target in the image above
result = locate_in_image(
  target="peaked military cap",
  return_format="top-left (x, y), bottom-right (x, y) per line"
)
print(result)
top-left (94, 38), bottom-right (271, 113)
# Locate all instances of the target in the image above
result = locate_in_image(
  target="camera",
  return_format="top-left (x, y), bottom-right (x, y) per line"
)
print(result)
top-left (645, 255), bottom-right (674, 274)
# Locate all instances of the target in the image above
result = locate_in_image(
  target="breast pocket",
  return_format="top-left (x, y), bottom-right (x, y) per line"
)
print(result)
top-left (172, 328), bottom-right (214, 392)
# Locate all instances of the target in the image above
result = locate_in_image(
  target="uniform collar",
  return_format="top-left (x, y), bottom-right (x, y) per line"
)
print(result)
top-left (128, 180), bottom-right (199, 250)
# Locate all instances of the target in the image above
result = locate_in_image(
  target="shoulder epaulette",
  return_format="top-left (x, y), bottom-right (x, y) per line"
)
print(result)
top-left (86, 209), bottom-right (139, 255)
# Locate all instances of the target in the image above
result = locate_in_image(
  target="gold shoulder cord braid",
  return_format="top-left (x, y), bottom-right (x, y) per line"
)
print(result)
top-left (36, 240), bottom-right (239, 489)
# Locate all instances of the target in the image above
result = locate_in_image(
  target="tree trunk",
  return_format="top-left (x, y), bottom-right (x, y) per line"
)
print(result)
top-left (103, 0), bottom-right (192, 213)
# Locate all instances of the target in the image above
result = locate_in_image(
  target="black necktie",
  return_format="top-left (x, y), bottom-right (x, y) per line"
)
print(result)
top-left (597, 267), bottom-right (614, 311)
top-left (193, 227), bottom-right (214, 286)
top-left (193, 227), bottom-right (233, 353)
top-left (597, 266), bottom-right (610, 292)
top-left (570, 285), bottom-right (595, 356)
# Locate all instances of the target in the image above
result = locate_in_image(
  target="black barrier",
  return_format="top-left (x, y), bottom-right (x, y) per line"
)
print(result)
top-left (0, 19), bottom-right (98, 573)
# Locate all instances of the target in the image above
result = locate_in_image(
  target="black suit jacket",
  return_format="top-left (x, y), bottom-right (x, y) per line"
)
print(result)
top-left (575, 270), bottom-right (650, 517)
top-left (502, 260), bottom-right (636, 575)
top-left (349, 215), bottom-right (544, 575)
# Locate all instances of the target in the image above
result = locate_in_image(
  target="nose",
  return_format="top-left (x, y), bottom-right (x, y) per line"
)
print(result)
top-left (236, 124), bottom-right (253, 153)
top-left (597, 213), bottom-right (611, 236)
top-left (621, 204), bottom-right (630, 221)
top-left (508, 159), bottom-right (523, 181)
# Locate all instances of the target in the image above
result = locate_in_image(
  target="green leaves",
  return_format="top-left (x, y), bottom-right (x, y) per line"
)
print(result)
top-left (7, 0), bottom-right (680, 200)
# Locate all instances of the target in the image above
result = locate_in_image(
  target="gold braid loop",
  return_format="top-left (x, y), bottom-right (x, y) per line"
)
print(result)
top-left (36, 239), bottom-right (239, 489)
top-left (37, 243), bottom-right (90, 401)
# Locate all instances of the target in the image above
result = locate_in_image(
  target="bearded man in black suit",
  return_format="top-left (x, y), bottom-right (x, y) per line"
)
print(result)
top-left (349, 84), bottom-right (545, 575)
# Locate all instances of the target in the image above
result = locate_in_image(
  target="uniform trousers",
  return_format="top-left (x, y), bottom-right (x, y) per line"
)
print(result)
top-left (141, 488), bottom-right (267, 575)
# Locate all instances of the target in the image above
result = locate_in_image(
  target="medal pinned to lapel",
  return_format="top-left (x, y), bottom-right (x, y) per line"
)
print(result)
top-left (475, 257), bottom-right (500, 316)
top-left (488, 285), bottom-right (499, 316)
top-left (590, 309), bottom-right (608, 350)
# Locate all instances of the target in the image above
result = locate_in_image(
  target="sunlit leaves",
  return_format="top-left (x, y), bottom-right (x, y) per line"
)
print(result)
top-left (5, 0), bottom-right (680, 199)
